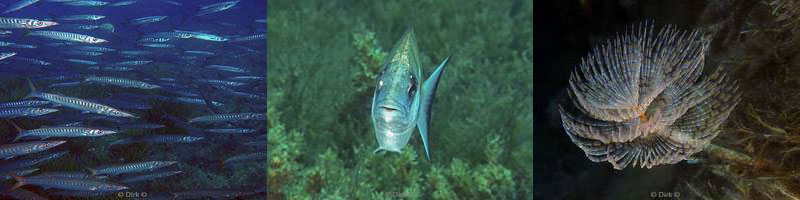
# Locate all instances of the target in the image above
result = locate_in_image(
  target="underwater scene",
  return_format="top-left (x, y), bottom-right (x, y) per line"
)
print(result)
top-left (536, 0), bottom-right (800, 199)
top-left (267, 0), bottom-right (533, 199)
top-left (0, 0), bottom-right (267, 199)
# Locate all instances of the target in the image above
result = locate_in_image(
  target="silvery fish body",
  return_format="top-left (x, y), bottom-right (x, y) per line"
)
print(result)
top-left (371, 28), bottom-right (449, 160)
top-left (195, 0), bottom-right (239, 16)
top-left (0, 17), bottom-right (57, 29)
top-left (28, 31), bottom-right (107, 43)
top-left (2, 0), bottom-right (40, 14)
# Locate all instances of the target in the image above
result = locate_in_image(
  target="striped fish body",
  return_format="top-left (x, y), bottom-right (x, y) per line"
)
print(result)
top-left (205, 128), bottom-right (257, 134)
top-left (59, 15), bottom-right (105, 21)
top-left (2, 0), bottom-right (40, 14)
top-left (231, 33), bottom-right (267, 42)
top-left (89, 161), bottom-right (177, 176)
top-left (65, 58), bottom-right (98, 65)
top-left (28, 92), bottom-right (138, 118)
top-left (198, 79), bottom-right (246, 87)
top-left (0, 18), bottom-right (57, 29)
top-left (32, 172), bottom-right (107, 179)
top-left (11, 176), bottom-right (128, 192)
top-left (0, 151), bottom-right (67, 172)
top-left (205, 64), bottom-right (247, 73)
top-left (16, 127), bottom-right (118, 141)
top-left (85, 76), bottom-right (160, 89)
top-left (143, 31), bottom-right (192, 39)
top-left (120, 170), bottom-right (181, 183)
top-left (189, 112), bottom-right (266, 123)
top-left (139, 43), bottom-right (174, 48)
top-left (130, 16), bottom-right (167, 25)
top-left (0, 108), bottom-right (58, 118)
top-left (174, 97), bottom-right (224, 106)
top-left (0, 141), bottom-right (66, 159)
top-left (0, 100), bottom-right (50, 108)
top-left (196, 1), bottom-right (239, 16)
top-left (63, 0), bottom-right (108, 6)
top-left (111, 135), bottom-right (204, 145)
top-left (0, 52), bottom-right (16, 60)
top-left (28, 31), bottom-right (107, 43)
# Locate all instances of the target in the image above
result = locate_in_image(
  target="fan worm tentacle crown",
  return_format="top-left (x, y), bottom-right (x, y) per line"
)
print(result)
top-left (560, 22), bottom-right (741, 170)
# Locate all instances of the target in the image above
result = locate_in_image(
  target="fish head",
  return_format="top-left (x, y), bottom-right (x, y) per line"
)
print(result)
top-left (87, 37), bottom-right (107, 43)
top-left (27, 20), bottom-right (58, 28)
top-left (371, 28), bottom-right (423, 152)
top-left (36, 140), bottom-right (67, 150)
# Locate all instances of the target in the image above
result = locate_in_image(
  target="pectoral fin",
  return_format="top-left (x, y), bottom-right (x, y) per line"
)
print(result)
top-left (417, 56), bottom-right (450, 161)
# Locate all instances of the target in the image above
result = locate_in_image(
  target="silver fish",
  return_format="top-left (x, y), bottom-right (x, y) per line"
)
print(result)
top-left (130, 16), bottom-right (167, 25)
top-left (58, 15), bottom-right (105, 21)
top-left (9, 175), bottom-right (128, 192)
top-left (189, 112), bottom-right (266, 123)
top-left (0, 17), bottom-right (57, 29)
top-left (196, 0), bottom-right (239, 16)
top-left (0, 108), bottom-right (58, 118)
top-left (2, 0), bottom-right (40, 15)
top-left (27, 31), bottom-right (107, 43)
top-left (87, 161), bottom-right (178, 176)
top-left (26, 80), bottom-right (138, 118)
top-left (371, 28), bottom-right (450, 160)
top-left (0, 140), bottom-right (66, 159)
top-left (0, 52), bottom-right (16, 60)
top-left (84, 76), bottom-right (161, 89)
top-left (11, 125), bottom-right (118, 142)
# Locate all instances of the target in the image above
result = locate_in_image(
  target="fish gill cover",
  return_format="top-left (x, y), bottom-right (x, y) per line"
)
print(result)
top-left (0, 0), bottom-right (267, 199)
top-left (267, 0), bottom-right (532, 199)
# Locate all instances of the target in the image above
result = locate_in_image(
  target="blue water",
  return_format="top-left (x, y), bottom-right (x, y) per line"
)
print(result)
top-left (0, 0), bottom-right (267, 199)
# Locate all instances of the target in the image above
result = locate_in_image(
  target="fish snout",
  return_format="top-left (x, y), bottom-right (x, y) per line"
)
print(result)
top-left (375, 99), bottom-right (407, 117)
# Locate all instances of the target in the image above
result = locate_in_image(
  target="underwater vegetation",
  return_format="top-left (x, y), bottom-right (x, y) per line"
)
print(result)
top-left (268, 0), bottom-right (532, 199)
top-left (559, 23), bottom-right (741, 170)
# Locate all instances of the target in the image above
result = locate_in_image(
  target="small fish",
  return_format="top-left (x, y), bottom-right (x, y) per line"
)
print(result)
top-left (26, 80), bottom-right (138, 118)
top-left (58, 15), bottom-right (105, 21)
top-left (0, 52), bottom-right (15, 60)
top-left (189, 112), bottom-right (266, 123)
top-left (9, 175), bottom-right (128, 192)
top-left (205, 128), bottom-right (257, 134)
top-left (159, 0), bottom-right (181, 6)
top-left (27, 31), bottom-right (107, 43)
top-left (196, 1), bottom-right (239, 16)
top-left (84, 76), bottom-right (161, 89)
top-left (87, 161), bottom-right (178, 176)
top-left (107, 0), bottom-right (136, 7)
top-left (176, 30), bottom-right (229, 42)
top-left (0, 100), bottom-right (50, 108)
top-left (0, 108), bottom-right (58, 118)
top-left (11, 57), bottom-right (49, 65)
top-left (175, 97), bottom-right (224, 106)
top-left (130, 16), bottom-right (167, 26)
top-left (0, 17), bottom-right (57, 29)
top-left (2, 0), bottom-right (41, 15)
top-left (65, 58), bottom-right (98, 65)
top-left (31, 171), bottom-right (107, 179)
top-left (204, 64), bottom-right (247, 73)
top-left (139, 43), bottom-right (175, 48)
top-left (371, 28), bottom-right (450, 160)
top-left (0, 151), bottom-right (67, 172)
top-left (230, 33), bottom-right (267, 42)
top-left (110, 135), bottom-right (204, 145)
top-left (10, 123), bottom-right (118, 142)
top-left (63, 0), bottom-right (108, 7)
top-left (0, 140), bottom-right (66, 159)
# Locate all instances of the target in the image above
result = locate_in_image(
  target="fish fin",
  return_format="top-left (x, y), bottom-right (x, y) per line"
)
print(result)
top-left (24, 79), bottom-right (36, 99)
top-left (417, 56), bottom-right (450, 161)
top-left (8, 174), bottom-right (25, 191)
top-left (373, 148), bottom-right (382, 154)
top-left (85, 167), bottom-right (97, 177)
top-left (6, 119), bottom-right (23, 142)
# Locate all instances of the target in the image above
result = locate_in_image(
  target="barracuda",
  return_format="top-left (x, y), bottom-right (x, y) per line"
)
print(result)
top-left (25, 80), bottom-right (138, 118)
top-left (189, 112), bottom-right (266, 123)
top-left (27, 31), bottom-right (107, 44)
top-left (0, 17), bottom-right (57, 29)
top-left (9, 175), bottom-right (128, 192)
top-left (87, 161), bottom-right (178, 176)
top-left (84, 76), bottom-right (161, 89)
top-left (10, 122), bottom-right (118, 142)
top-left (0, 140), bottom-right (66, 159)
top-left (371, 28), bottom-right (450, 160)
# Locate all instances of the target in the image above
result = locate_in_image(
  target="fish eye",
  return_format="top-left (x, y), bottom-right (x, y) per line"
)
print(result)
top-left (408, 75), bottom-right (416, 97)
top-left (378, 80), bottom-right (383, 89)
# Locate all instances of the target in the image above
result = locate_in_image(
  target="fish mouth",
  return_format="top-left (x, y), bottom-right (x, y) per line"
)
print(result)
top-left (375, 99), bottom-right (406, 115)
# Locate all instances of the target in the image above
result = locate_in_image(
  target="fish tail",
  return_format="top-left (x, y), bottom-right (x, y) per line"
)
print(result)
top-left (6, 120), bottom-right (23, 142)
top-left (8, 174), bottom-right (25, 191)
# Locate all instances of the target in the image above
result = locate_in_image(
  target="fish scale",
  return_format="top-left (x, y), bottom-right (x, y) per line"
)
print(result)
top-left (0, 141), bottom-right (66, 159)
top-left (11, 176), bottom-right (128, 192)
